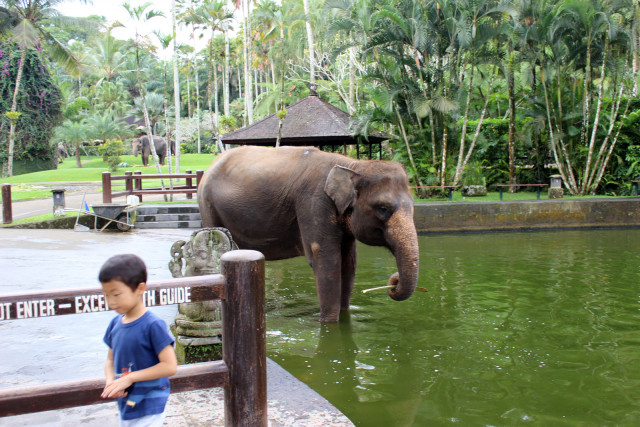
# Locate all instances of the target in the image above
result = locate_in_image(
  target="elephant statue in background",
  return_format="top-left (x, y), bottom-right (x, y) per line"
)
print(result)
top-left (197, 146), bottom-right (420, 323)
top-left (131, 136), bottom-right (167, 166)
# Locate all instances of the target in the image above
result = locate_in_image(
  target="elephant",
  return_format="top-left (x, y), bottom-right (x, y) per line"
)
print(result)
top-left (56, 142), bottom-right (68, 163)
top-left (131, 136), bottom-right (167, 166)
top-left (197, 146), bottom-right (420, 322)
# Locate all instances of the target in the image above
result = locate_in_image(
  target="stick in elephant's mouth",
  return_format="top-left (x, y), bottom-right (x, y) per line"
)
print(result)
top-left (361, 285), bottom-right (428, 294)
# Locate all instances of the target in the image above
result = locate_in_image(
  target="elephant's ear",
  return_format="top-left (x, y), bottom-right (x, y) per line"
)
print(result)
top-left (325, 165), bottom-right (358, 215)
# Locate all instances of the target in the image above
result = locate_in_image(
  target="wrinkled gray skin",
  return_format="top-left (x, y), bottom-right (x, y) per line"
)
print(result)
top-left (131, 136), bottom-right (167, 166)
top-left (198, 146), bottom-right (420, 322)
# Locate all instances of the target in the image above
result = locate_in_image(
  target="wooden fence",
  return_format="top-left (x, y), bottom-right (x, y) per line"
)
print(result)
top-left (2, 184), bottom-right (11, 224)
top-left (0, 250), bottom-right (267, 427)
top-left (101, 170), bottom-right (204, 203)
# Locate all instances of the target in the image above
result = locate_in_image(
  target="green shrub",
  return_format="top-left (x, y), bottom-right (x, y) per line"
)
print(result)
top-left (98, 140), bottom-right (126, 171)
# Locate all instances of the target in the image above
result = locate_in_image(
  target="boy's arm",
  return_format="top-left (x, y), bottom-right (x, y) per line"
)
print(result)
top-left (101, 344), bottom-right (177, 399)
top-left (103, 349), bottom-right (127, 399)
top-left (104, 348), bottom-right (116, 382)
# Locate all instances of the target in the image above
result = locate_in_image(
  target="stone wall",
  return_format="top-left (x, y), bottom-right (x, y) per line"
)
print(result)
top-left (414, 198), bottom-right (640, 234)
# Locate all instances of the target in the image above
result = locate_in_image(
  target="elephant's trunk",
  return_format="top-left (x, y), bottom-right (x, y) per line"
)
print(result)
top-left (385, 210), bottom-right (420, 301)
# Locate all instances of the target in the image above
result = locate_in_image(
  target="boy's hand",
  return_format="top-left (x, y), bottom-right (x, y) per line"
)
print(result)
top-left (101, 376), bottom-right (132, 399)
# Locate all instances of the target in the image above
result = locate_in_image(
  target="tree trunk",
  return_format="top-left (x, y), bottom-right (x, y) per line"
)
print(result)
top-left (224, 27), bottom-right (231, 117)
top-left (507, 49), bottom-right (516, 189)
top-left (75, 143), bottom-right (82, 168)
top-left (302, 0), bottom-right (315, 85)
top-left (440, 125), bottom-right (448, 186)
top-left (582, 37), bottom-right (607, 194)
top-left (6, 47), bottom-right (27, 177)
top-left (395, 106), bottom-right (423, 187)
top-left (214, 58), bottom-right (219, 129)
top-left (172, 0), bottom-right (182, 174)
top-left (242, 0), bottom-right (253, 124)
top-left (456, 67), bottom-right (497, 186)
top-left (193, 32), bottom-right (201, 154)
top-left (453, 64), bottom-right (474, 185)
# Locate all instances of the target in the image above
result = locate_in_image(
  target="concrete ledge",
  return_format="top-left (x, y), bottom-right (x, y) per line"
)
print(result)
top-left (415, 198), bottom-right (640, 234)
top-left (3, 214), bottom-right (112, 230)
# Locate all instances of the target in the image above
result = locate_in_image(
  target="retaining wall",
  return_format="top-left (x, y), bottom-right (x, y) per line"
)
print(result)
top-left (414, 198), bottom-right (640, 234)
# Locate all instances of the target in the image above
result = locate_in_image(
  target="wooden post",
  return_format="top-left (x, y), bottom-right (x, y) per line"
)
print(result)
top-left (221, 250), bottom-right (267, 427)
top-left (102, 172), bottom-right (112, 203)
top-left (196, 170), bottom-right (204, 188)
top-left (186, 170), bottom-right (193, 200)
top-left (125, 171), bottom-right (133, 196)
top-left (134, 171), bottom-right (143, 202)
top-left (2, 184), bottom-right (11, 224)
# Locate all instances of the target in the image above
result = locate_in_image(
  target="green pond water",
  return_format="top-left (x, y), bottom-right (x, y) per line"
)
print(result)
top-left (264, 229), bottom-right (640, 426)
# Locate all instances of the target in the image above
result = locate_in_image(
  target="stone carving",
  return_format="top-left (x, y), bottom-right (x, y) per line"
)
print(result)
top-left (461, 185), bottom-right (488, 197)
top-left (169, 228), bottom-right (237, 361)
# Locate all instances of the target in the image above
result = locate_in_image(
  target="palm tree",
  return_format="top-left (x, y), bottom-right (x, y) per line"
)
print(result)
top-left (153, 30), bottom-right (176, 178)
top-left (302, 0), bottom-right (315, 84)
top-left (171, 0), bottom-right (182, 174)
top-left (54, 119), bottom-right (90, 168)
top-left (2, 0), bottom-right (88, 176)
top-left (177, 0), bottom-right (204, 153)
top-left (553, 0), bottom-right (612, 192)
top-left (86, 112), bottom-right (134, 143)
top-left (133, 92), bottom-right (166, 134)
top-left (88, 31), bottom-right (129, 85)
top-left (193, 0), bottom-right (233, 144)
top-left (92, 81), bottom-right (131, 116)
top-left (238, 0), bottom-right (254, 124)
top-left (122, 0), bottom-right (165, 177)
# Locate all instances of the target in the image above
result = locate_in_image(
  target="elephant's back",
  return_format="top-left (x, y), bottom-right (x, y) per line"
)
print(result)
top-left (206, 146), bottom-right (336, 184)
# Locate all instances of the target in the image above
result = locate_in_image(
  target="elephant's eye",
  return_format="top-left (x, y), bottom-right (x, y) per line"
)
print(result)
top-left (374, 204), bottom-right (393, 221)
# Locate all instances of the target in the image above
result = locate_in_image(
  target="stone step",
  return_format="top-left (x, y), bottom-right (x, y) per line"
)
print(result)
top-left (134, 204), bottom-right (202, 229)
top-left (137, 213), bottom-right (201, 222)
top-left (136, 204), bottom-right (200, 215)
top-left (135, 220), bottom-right (202, 229)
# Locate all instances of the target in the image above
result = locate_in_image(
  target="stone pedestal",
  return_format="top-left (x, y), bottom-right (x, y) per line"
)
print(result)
top-left (548, 188), bottom-right (564, 199)
top-left (461, 185), bottom-right (487, 197)
top-left (549, 174), bottom-right (563, 199)
top-left (168, 228), bottom-right (237, 364)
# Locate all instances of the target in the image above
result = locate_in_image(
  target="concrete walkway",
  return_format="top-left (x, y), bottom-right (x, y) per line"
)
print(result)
top-left (0, 359), bottom-right (353, 427)
top-left (0, 217), bottom-right (354, 426)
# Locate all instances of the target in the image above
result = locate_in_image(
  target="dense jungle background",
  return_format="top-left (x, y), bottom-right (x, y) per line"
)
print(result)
top-left (1, 0), bottom-right (640, 195)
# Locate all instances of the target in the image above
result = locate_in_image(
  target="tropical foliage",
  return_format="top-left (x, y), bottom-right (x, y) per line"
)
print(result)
top-left (1, 0), bottom-right (639, 196)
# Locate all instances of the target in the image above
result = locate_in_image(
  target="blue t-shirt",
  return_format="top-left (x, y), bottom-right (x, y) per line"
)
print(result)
top-left (103, 310), bottom-right (175, 421)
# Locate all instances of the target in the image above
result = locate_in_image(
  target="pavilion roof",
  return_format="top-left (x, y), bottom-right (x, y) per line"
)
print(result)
top-left (221, 89), bottom-right (388, 146)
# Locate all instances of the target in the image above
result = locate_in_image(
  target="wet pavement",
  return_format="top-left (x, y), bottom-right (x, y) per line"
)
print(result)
top-left (0, 228), bottom-right (353, 426)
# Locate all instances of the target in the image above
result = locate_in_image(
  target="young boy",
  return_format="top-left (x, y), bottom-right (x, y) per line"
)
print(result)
top-left (99, 254), bottom-right (177, 427)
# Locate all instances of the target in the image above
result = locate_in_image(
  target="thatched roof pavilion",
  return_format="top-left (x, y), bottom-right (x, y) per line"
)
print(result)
top-left (221, 88), bottom-right (388, 158)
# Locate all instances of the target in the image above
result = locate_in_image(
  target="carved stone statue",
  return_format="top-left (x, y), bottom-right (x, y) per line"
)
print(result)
top-left (169, 228), bottom-right (237, 363)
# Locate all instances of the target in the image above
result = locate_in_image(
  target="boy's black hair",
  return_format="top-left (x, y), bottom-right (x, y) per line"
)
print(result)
top-left (98, 254), bottom-right (147, 291)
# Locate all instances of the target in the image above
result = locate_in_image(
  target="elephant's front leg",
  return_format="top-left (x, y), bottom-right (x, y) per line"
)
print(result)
top-left (310, 243), bottom-right (344, 322)
top-left (340, 237), bottom-right (356, 311)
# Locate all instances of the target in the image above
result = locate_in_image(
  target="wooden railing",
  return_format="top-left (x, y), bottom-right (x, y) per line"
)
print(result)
top-left (0, 250), bottom-right (267, 427)
top-left (410, 185), bottom-right (457, 201)
top-left (101, 170), bottom-right (204, 203)
top-left (494, 183), bottom-right (549, 200)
